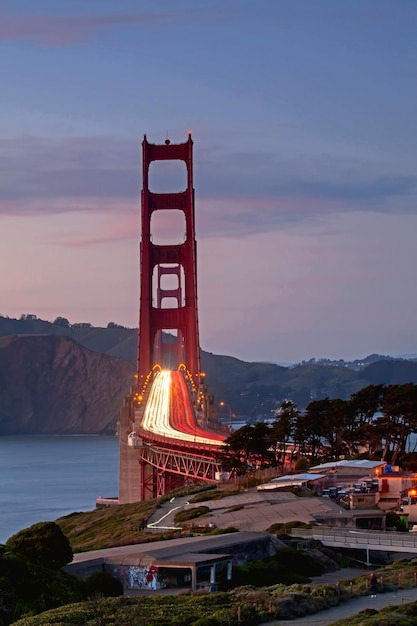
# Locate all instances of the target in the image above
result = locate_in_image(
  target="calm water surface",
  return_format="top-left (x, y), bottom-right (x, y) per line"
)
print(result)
top-left (0, 435), bottom-right (118, 543)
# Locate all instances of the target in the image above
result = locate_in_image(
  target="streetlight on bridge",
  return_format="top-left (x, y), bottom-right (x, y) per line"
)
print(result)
top-left (219, 402), bottom-right (233, 433)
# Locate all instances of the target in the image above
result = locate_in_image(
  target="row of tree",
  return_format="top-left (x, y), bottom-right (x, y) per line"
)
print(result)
top-left (219, 383), bottom-right (417, 474)
top-left (15, 314), bottom-right (125, 329)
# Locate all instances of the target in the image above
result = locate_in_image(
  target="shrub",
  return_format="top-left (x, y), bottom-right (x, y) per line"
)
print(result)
top-left (6, 522), bottom-right (73, 569)
top-left (266, 520), bottom-right (312, 534)
top-left (85, 571), bottom-right (123, 597)
top-left (192, 618), bottom-right (220, 626)
top-left (174, 506), bottom-right (210, 523)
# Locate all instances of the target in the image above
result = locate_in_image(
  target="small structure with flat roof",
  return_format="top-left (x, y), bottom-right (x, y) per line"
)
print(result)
top-left (310, 459), bottom-right (386, 477)
top-left (257, 473), bottom-right (326, 491)
top-left (64, 531), bottom-right (280, 592)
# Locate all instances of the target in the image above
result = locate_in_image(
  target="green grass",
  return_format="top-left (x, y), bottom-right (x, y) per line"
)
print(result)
top-left (188, 489), bottom-right (241, 503)
top-left (222, 505), bottom-right (244, 514)
top-left (57, 500), bottom-right (160, 552)
top-left (174, 506), bottom-right (210, 523)
top-left (13, 559), bottom-right (417, 626)
top-left (56, 485), bottom-right (215, 552)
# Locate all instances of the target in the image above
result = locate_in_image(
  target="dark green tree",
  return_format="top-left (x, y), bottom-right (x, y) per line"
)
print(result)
top-left (249, 422), bottom-right (276, 468)
top-left (270, 400), bottom-right (299, 466)
top-left (379, 383), bottom-right (417, 464)
top-left (53, 316), bottom-right (70, 327)
top-left (6, 522), bottom-right (73, 570)
top-left (322, 398), bottom-right (352, 460)
top-left (294, 400), bottom-right (327, 462)
top-left (218, 422), bottom-right (275, 475)
top-left (350, 384), bottom-right (385, 457)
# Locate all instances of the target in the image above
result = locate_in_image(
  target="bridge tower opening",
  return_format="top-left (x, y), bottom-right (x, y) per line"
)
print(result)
top-left (137, 134), bottom-right (201, 386)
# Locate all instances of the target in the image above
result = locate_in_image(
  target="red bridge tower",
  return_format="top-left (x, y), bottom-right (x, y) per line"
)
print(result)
top-left (118, 134), bottom-right (223, 504)
top-left (137, 133), bottom-right (201, 386)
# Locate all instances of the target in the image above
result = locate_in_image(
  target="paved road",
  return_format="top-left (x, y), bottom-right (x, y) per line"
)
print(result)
top-left (269, 586), bottom-right (417, 625)
top-left (146, 494), bottom-right (191, 530)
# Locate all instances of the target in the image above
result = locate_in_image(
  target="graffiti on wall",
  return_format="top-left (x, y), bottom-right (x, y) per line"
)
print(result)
top-left (113, 564), bottom-right (166, 590)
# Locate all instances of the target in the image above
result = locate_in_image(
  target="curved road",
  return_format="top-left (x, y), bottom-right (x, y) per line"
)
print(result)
top-left (141, 369), bottom-right (225, 446)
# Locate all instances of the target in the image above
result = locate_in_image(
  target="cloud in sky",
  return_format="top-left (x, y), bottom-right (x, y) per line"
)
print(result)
top-left (1, 136), bottom-right (415, 239)
top-left (0, 10), bottom-right (224, 46)
top-left (0, 0), bottom-right (416, 363)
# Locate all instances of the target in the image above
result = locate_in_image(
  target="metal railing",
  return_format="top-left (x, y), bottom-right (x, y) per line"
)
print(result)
top-left (290, 527), bottom-right (417, 551)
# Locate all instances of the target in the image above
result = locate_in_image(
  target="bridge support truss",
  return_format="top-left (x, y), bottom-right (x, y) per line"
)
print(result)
top-left (138, 444), bottom-right (222, 500)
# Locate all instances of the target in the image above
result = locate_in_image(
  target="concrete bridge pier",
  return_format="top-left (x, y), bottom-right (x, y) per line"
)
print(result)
top-left (118, 398), bottom-right (143, 504)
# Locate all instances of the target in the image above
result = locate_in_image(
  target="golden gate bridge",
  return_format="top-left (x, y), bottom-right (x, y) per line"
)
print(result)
top-left (118, 134), bottom-right (227, 503)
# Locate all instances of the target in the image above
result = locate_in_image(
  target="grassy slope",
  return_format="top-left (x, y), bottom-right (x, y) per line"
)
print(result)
top-left (56, 500), bottom-right (159, 552)
top-left (12, 560), bottom-right (417, 626)
top-left (56, 486), bottom-right (216, 552)
top-left (18, 489), bottom-right (417, 625)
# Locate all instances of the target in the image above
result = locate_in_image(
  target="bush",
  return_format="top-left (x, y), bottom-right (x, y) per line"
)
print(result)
top-left (174, 506), bottom-right (210, 523)
top-left (232, 546), bottom-right (324, 588)
top-left (295, 457), bottom-right (310, 472)
top-left (276, 547), bottom-right (323, 577)
top-left (192, 618), bottom-right (220, 626)
top-left (386, 512), bottom-right (408, 532)
top-left (188, 490), bottom-right (240, 504)
top-left (85, 571), bottom-right (123, 597)
top-left (267, 520), bottom-right (312, 534)
top-left (210, 527), bottom-right (240, 535)
top-left (6, 522), bottom-right (73, 569)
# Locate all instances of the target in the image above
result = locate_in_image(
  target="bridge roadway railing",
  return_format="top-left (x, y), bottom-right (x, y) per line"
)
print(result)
top-left (138, 427), bottom-right (222, 457)
top-left (289, 527), bottom-right (417, 554)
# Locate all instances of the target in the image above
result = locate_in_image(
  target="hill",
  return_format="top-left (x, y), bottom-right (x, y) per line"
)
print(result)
top-left (0, 315), bottom-right (138, 362)
top-left (1, 315), bottom-right (417, 434)
top-left (0, 334), bottom-right (135, 435)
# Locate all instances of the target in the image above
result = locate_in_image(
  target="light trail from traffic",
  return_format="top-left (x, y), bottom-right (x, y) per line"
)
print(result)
top-left (140, 370), bottom-right (225, 446)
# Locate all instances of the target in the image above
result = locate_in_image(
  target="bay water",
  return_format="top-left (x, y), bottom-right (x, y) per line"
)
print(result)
top-left (0, 435), bottom-right (119, 544)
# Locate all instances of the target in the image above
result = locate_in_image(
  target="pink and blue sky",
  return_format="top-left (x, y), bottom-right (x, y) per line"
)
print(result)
top-left (0, 0), bottom-right (416, 364)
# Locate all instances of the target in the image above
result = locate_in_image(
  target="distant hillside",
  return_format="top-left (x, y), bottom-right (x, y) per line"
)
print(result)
top-left (0, 315), bottom-right (138, 363)
top-left (1, 315), bottom-right (417, 434)
top-left (0, 334), bottom-right (135, 435)
top-left (361, 359), bottom-right (417, 385)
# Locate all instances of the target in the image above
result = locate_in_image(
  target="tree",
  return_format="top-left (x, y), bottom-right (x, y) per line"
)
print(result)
top-left (294, 401), bottom-right (326, 462)
top-left (379, 383), bottom-right (417, 464)
top-left (269, 400), bottom-right (299, 466)
top-left (218, 422), bottom-right (275, 475)
top-left (350, 385), bottom-right (384, 456)
top-left (249, 422), bottom-right (276, 468)
top-left (0, 549), bottom-right (30, 624)
top-left (294, 457), bottom-right (309, 472)
top-left (323, 398), bottom-right (352, 460)
top-left (350, 385), bottom-right (384, 423)
top-left (53, 317), bottom-right (70, 327)
top-left (6, 522), bottom-right (73, 570)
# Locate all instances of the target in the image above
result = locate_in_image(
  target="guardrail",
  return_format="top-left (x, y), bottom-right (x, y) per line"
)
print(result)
top-left (289, 527), bottom-right (417, 552)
